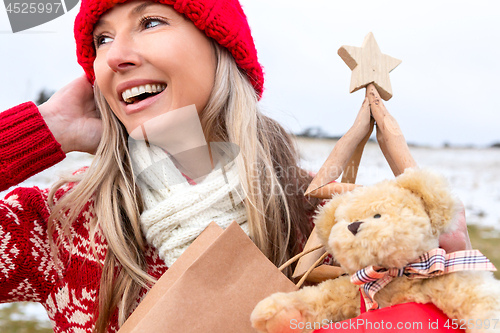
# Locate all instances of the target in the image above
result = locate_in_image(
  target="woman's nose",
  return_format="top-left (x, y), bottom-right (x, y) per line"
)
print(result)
top-left (106, 35), bottom-right (141, 73)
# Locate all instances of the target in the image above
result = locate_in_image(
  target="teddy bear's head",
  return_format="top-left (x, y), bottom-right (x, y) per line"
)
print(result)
top-left (315, 168), bottom-right (460, 274)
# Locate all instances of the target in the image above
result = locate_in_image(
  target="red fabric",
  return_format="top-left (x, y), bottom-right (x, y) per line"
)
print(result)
top-left (0, 102), bottom-right (66, 192)
top-left (314, 302), bottom-right (465, 333)
top-left (74, 0), bottom-right (265, 98)
top-left (359, 289), bottom-right (366, 314)
top-left (180, 170), bottom-right (197, 186)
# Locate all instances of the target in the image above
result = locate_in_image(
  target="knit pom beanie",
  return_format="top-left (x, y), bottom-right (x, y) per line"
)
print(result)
top-left (74, 0), bottom-right (264, 98)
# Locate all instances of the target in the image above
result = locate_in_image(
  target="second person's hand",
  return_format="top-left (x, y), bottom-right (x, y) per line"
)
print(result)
top-left (38, 75), bottom-right (102, 154)
top-left (438, 202), bottom-right (472, 253)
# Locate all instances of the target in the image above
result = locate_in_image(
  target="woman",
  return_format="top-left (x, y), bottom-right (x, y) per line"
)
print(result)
top-left (0, 0), bottom-right (470, 332)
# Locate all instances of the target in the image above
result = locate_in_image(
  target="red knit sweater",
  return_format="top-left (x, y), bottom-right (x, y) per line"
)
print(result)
top-left (0, 102), bottom-right (169, 332)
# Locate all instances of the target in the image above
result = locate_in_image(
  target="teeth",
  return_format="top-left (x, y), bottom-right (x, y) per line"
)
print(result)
top-left (122, 84), bottom-right (166, 103)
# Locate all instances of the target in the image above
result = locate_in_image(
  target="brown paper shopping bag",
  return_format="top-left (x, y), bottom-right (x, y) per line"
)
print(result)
top-left (118, 221), bottom-right (298, 333)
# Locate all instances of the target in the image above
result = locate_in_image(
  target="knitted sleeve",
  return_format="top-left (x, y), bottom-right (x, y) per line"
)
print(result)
top-left (0, 102), bottom-right (66, 302)
top-left (0, 186), bottom-right (58, 303)
top-left (0, 101), bottom-right (66, 192)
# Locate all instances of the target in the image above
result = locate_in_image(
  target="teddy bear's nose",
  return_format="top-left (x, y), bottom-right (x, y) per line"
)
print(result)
top-left (348, 221), bottom-right (363, 235)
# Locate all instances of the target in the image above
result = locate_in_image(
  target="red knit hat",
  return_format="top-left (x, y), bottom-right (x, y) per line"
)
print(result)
top-left (74, 0), bottom-right (264, 98)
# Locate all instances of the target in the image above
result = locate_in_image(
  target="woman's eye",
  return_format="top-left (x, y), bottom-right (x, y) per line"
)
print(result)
top-left (94, 35), bottom-right (113, 48)
top-left (140, 17), bottom-right (167, 30)
top-left (374, 214), bottom-right (381, 219)
top-left (145, 19), bottom-right (161, 29)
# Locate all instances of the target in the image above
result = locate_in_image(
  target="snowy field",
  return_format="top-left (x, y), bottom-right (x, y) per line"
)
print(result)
top-left (1, 137), bottom-right (499, 323)
top-left (296, 137), bottom-right (500, 230)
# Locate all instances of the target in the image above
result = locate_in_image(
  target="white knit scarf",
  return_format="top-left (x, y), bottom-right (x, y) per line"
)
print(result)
top-left (129, 140), bottom-right (248, 267)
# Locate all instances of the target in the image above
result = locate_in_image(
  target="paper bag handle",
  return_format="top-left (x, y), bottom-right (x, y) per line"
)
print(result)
top-left (278, 244), bottom-right (330, 288)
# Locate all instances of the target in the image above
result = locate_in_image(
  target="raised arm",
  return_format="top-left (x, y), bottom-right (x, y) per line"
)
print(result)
top-left (0, 75), bottom-right (102, 192)
top-left (0, 102), bottom-right (66, 192)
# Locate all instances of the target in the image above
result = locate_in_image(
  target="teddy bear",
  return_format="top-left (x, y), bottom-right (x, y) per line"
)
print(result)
top-left (251, 168), bottom-right (500, 333)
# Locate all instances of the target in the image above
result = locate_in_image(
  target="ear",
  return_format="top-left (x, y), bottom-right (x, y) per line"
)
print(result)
top-left (314, 193), bottom-right (350, 246)
top-left (395, 168), bottom-right (460, 235)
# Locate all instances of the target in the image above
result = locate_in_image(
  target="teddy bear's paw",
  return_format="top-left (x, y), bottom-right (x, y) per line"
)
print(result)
top-left (251, 293), bottom-right (310, 333)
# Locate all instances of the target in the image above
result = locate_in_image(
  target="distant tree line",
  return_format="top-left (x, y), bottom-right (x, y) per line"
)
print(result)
top-left (295, 126), bottom-right (342, 140)
top-left (35, 89), bottom-right (54, 106)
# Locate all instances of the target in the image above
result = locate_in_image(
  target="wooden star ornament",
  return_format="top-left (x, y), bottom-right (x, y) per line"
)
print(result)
top-left (338, 32), bottom-right (401, 101)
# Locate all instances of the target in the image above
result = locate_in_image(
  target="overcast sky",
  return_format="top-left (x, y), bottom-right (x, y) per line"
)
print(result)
top-left (1, 0), bottom-right (499, 146)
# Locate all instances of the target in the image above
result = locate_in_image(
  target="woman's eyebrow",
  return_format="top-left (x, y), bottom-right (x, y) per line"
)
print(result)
top-left (131, 2), bottom-right (156, 16)
top-left (94, 2), bottom-right (157, 31)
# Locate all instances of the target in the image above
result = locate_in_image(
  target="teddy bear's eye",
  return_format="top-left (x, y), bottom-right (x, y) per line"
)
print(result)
top-left (374, 214), bottom-right (381, 218)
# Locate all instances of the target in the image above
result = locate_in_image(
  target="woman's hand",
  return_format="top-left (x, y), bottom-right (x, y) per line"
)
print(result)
top-left (439, 202), bottom-right (472, 252)
top-left (38, 75), bottom-right (102, 154)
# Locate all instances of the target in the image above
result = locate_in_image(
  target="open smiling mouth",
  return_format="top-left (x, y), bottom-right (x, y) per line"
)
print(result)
top-left (122, 84), bottom-right (167, 105)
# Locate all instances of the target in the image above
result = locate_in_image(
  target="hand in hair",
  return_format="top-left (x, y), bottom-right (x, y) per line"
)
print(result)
top-left (38, 74), bottom-right (101, 154)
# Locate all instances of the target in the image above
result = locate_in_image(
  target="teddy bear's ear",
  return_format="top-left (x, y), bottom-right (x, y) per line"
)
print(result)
top-left (395, 168), bottom-right (460, 234)
top-left (314, 193), bottom-right (350, 247)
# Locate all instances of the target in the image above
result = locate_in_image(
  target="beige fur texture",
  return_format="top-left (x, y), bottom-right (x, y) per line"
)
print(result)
top-left (251, 169), bottom-right (500, 333)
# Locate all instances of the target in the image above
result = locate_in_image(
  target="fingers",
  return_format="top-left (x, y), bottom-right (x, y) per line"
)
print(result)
top-left (456, 202), bottom-right (472, 250)
top-left (78, 74), bottom-right (95, 97)
top-left (39, 76), bottom-right (101, 154)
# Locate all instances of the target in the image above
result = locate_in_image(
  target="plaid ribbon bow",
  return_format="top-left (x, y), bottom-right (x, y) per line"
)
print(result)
top-left (351, 249), bottom-right (497, 311)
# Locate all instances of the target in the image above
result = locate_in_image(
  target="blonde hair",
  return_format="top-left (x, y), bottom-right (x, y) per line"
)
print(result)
top-left (48, 41), bottom-right (319, 333)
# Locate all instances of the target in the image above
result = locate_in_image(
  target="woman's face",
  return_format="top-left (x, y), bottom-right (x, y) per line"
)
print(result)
top-left (93, 1), bottom-right (216, 134)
